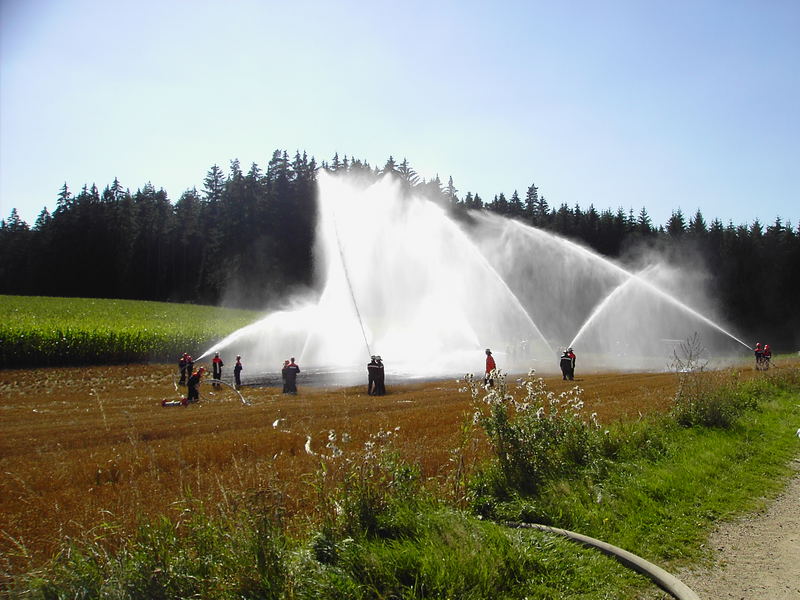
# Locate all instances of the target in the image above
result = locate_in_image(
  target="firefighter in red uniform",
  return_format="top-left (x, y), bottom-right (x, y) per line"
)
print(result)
top-left (762, 344), bottom-right (772, 370)
top-left (485, 348), bottom-right (496, 387)
top-left (212, 352), bottom-right (224, 388)
top-left (186, 367), bottom-right (205, 403)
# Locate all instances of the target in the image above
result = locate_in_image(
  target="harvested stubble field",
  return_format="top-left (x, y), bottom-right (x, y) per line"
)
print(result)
top-left (0, 362), bottom-right (754, 576)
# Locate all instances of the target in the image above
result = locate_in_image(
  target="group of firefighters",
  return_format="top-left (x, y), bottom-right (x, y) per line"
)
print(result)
top-left (753, 342), bottom-right (773, 371)
top-left (168, 346), bottom-right (581, 406)
top-left (484, 347), bottom-right (578, 385)
top-left (367, 355), bottom-right (386, 395)
top-left (164, 336), bottom-right (782, 407)
top-left (281, 358), bottom-right (301, 394)
top-left (164, 352), bottom-right (243, 407)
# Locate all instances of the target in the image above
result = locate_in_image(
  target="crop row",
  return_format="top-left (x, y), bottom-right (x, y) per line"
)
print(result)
top-left (0, 295), bottom-right (260, 367)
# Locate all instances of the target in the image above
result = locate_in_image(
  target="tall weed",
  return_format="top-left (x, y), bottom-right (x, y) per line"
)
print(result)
top-left (670, 335), bottom-right (758, 428)
top-left (21, 498), bottom-right (288, 600)
top-left (463, 370), bottom-right (602, 506)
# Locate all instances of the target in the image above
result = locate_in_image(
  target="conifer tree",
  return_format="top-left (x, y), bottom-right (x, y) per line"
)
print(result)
top-left (508, 190), bottom-right (523, 218)
top-left (637, 207), bottom-right (652, 234)
top-left (382, 156), bottom-right (398, 176)
top-left (689, 208), bottom-right (707, 235)
top-left (667, 209), bottom-right (687, 237)
top-left (397, 158), bottom-right (419, 188)
top-left (524, 183), bottom-right (539, 222)
top-left (445, 176), bottom-right (459, 207)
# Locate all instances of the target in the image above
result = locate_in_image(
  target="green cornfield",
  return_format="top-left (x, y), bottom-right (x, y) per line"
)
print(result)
top-left (0, 295), bottom-right (262, 367)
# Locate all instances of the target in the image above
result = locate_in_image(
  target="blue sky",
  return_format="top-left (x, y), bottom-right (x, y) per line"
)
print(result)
top-left (2, 0), bottom-right (798, 229)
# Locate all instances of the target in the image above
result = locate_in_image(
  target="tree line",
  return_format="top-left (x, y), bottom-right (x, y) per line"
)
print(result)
top-left (1, 150), bottom-right (798, 348)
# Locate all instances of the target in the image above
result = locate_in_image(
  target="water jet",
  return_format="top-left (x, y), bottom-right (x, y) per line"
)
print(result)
top-left (202, 174), bottom-right (749, 380)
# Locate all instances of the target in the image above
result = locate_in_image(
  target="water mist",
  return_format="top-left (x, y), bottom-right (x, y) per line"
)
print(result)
top-left (201, 173), bottom-right (748, 380)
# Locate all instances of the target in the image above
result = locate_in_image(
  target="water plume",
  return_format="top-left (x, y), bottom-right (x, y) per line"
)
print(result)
top-left (202, 173), bottom-right (749, 379)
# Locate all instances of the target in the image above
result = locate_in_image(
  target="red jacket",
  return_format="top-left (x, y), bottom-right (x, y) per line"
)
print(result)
top-left (486, 355), bottom-right (496, 373)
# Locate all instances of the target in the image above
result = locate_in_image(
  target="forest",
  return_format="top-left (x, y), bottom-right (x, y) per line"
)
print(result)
top-left (1, 149), bottom-right (798, 349)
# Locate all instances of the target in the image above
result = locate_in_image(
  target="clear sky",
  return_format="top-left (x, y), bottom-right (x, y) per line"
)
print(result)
top-left (1, 0), bottom-right (798, 229)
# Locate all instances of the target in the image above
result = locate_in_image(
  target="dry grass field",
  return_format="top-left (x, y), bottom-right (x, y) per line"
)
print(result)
top-left (0, 361), bottom-right (762, 576)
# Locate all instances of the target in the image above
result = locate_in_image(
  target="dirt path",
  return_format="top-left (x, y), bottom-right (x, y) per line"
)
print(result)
top-left (664, 459), bottom-right (800, 600)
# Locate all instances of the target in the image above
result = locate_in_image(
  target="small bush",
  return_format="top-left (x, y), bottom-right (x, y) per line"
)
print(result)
top-left (670, 335), bottom-right (759, 428)
top-left (312, 428), bottom-right (425, 543)
top-left (463, 370), bottom-right (602, 503)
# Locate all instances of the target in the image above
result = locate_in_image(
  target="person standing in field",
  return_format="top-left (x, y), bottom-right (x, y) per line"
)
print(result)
top-left (212, 352), bottom-right (224, 388)
top-left (560, 349), bottom-right (572, 380)
top-left (375, 356), bottom-right (386, 396)
top-left (233, 355), bottom-right (243, 389)
top-left (178, 353), bottom-right (188, 385)
top-left (284, 357), bottom-right (300, 394)
top-left (281, 360), bottom-right (290, 393)
top-left (485, 348), bottom-right (496, 387)
top-left (754, 342), bottom-right (764, 370)
top-left (367, 355), bottom-right (379, 395)
top-left (762, 344), bottom-right (772, 370)
top-left (186, 367), bottom-right (205, 403)
top-left (567, 347), bottom-right (576, 380)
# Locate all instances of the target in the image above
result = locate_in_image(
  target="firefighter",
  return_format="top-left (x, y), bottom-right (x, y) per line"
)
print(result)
top-left (178, 353), bottom-right (188, 385)
top-left (567, 347), bottom-right (576, 380)
top-left (762, 344), bottom-right (772, 370)
top-left (186, 367), bottom-right (205, 403)
top-left (285, 357), bottom-right (300, 394)
top-left (233, 355), bottom-right (243, 389)
top-left (367, 355), bottom-right (379, 395)
top-left (281, 360), bottom-right (290, 393)
top-left (485, 348), bottom-right (496, 387)
top-left (375, 356), bottom-right (386, 396)
top-left (754, 342), bottom-right (764, 370)
top-left (212, 352), bottom-right (224, 388)
top-left (560, 349), bottom-right (572, 380)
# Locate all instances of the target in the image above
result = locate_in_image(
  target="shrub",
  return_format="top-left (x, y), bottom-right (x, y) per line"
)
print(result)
top-left (670, 334), bottom-right (758, 428)
top-left (463, 370), bottom-right (602, 503)
top-left (310, 428), bottom-right (425, 548)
